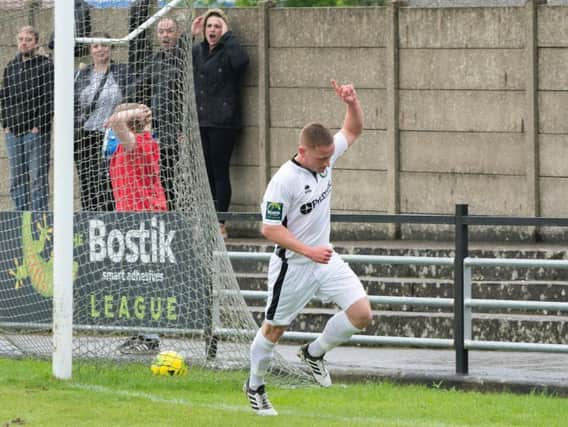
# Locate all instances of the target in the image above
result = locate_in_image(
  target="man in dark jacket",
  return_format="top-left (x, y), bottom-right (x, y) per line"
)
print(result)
top-left (0, 26), bottom-right (54, 211)
top-left (129, 17), bottom-right (188, 211)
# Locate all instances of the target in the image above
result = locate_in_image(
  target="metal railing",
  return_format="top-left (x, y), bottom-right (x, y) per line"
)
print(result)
top-left (463, 257), bottom-right (568, 355)
top-left (230, 251), bottom-right (455, 349)
top-left (221, 204), bottom-right (568, 375)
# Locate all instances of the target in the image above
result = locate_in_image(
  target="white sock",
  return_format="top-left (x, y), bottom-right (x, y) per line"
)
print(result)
top-left (308, 311), bottom-right (361, 358)
top-left (249, 329), bottom-right (276, 389)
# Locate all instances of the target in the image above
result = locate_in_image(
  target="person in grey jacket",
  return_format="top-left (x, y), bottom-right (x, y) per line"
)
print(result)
top-left (74, 33), bottom-right (131, 211)
top-left (0, 26), bottom-right (53, 211)
top-left (191, 9), bottom-right (249, 238)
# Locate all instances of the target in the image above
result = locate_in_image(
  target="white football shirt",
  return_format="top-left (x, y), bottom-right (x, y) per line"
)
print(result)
top-left (261, 132), bottom-right (348, 262)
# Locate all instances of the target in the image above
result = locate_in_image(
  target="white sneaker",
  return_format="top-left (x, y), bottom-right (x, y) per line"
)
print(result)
top-left (297, 343), bottom-right (332, 387)
top-left (243, 380), bottom-right (278, 416)
top-left (117, 334), bottom-right (160, 354)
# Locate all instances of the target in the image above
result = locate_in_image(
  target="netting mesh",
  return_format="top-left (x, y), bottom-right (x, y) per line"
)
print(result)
top-left (0, 0), bottom-right (310, 385)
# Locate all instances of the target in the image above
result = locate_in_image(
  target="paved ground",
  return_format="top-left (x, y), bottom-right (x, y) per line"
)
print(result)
top-left (278, 344), bottom-right (568, 396)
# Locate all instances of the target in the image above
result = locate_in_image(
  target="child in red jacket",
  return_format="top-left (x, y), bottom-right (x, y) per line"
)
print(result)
top-left (103, 103), bottom-right (167, 212)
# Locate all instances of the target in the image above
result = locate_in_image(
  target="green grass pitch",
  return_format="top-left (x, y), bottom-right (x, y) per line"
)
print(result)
top-left (1, 358), bottom-right (567, 426)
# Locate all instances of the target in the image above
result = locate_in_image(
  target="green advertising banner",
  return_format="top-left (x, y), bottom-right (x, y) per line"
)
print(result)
top-left (0, 212), bottom-right (209, 331)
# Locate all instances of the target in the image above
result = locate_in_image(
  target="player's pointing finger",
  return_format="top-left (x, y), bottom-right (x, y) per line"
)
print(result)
top-left (331, 79), bottom-right (341, 94)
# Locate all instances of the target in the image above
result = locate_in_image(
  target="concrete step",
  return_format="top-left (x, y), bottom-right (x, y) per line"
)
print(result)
top-left (227, 240), bottom-right (568, 281)
top-left (235, 272), bottom-right (568, 314)
top-left (228, 239), bottom-right (568, 344)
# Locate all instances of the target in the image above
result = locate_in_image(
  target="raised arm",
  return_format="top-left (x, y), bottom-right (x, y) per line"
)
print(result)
top-left (191, 15), bottom-right (205, 38)
top-left (220, 31), bottom-right (249, 73)
top-left (104, 104), bottom-right (151, 152)
top-left (331, 79), bottom-right (363, 147)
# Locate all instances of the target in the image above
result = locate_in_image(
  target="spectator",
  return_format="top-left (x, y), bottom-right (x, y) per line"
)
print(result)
top-left (74, 33), bottom-right (131, 211)
top-left (129, 16), bottom-right (188, 211)
top-left (191, 9), bottom-right (249, 239)
top-left (103, 103), bottom-right (167, 212)
top-left (0, 26), bottom-right (54, 211)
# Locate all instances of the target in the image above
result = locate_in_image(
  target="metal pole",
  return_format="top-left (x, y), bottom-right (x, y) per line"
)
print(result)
top-left (463, 265), bottom-right (473, 346)
top-left (75, 0), bottom-right (185, 45)
top-left (386, 1), bottom-right (401, 239)
top-left (52, 0), bottom-right (75, 380)
top-left (454, 204), bottom-right (469, 375)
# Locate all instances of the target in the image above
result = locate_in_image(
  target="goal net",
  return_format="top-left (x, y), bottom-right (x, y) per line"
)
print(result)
top-left (0, 0), bottom-right (310, 385)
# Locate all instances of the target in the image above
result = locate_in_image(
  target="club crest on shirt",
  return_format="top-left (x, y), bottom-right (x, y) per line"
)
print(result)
top-left (304, 185), bottom-right (311, 194)
top-left (265, 202), bottom-right (283, 220)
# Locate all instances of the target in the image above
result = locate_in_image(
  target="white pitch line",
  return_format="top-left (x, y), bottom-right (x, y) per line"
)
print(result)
top-left (70, 382), bottom-right (463, 427)
top-left (71, 383), bottom-right (250, 414)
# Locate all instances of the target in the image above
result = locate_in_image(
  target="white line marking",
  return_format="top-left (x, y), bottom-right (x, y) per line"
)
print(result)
top-left (70, 382), bottom-right (462, 427)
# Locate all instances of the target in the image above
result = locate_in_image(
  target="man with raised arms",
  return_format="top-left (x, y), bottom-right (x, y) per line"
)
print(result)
top-left (244, 79), bottom-right (372, 416)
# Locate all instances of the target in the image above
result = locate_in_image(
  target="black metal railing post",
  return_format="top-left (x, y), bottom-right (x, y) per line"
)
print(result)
top-left (454, 204), bottom-right (469, 375)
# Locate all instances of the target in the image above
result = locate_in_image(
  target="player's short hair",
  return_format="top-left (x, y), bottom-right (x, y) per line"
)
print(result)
top-left (300, 123), bottom-right (333, 148)
top-left (18, 26), bottom-right (39, 43)
top-left (113, 103), bottom-right (151, 134)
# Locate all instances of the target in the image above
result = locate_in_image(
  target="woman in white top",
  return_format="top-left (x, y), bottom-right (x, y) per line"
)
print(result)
top-left (74, 32), bottom-right (131, 211)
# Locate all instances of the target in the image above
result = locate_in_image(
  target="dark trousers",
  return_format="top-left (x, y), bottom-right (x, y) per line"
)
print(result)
top-left (200, 127), bottom-right (238, 215)
top-left (74, 130), bottom-right (115, 211)
top-left (159, 141), bottom-right (179, 212)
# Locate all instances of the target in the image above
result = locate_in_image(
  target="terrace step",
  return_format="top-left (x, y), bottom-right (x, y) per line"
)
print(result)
top-left (228, 239), bottom-right (568, 344)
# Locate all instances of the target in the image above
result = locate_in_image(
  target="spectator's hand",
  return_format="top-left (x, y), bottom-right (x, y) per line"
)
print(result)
top-left (305, 245), bottom-right (333, 264)
top-left (4, 128), bottom-right (9, 134)
top-left (191, 15), bottom-right (205, 37)
top-left (31, 127), bottom-right (39, 134)
top-left (331, 79), bottom-right (358, 105)
top-left (137, 104), bottom-right (152, 122)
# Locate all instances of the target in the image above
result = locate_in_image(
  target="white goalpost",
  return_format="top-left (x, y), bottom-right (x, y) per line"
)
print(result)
top-left (52, 0), bottom-right (76, 381)
top-left (52, 0), bottom-right (186, 382)
top-left (0, 0), bottom-right (310, 387)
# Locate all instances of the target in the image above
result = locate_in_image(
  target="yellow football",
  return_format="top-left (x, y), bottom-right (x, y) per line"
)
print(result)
top-left (150, 350), bottom-right (188, 376)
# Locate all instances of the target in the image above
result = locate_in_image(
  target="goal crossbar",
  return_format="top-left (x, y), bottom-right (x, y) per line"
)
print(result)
top-left (75, 0), bottom-right (186, 45)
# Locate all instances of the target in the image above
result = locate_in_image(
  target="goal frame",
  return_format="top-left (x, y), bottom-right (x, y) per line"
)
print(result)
top-left (52, 0), bottom-right (188, 380)
top-left (52, 0), bottom-right (75, 380)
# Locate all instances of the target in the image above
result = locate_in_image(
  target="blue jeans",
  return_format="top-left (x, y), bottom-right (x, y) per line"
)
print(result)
top-left (5, 131), bottom-right (51, 211)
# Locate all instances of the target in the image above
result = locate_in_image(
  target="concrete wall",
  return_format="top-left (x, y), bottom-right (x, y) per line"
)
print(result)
top-left (1, 2), bottom-right (568, 238)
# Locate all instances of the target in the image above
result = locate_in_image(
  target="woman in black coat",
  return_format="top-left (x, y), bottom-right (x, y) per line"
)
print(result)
top-left (192, 9), bottom-right (249, 238)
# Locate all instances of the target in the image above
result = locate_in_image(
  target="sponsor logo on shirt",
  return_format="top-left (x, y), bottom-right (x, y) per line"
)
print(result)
top-left (266, 202), bottom-right (284, 221)
top-left (300, 182), bottom-right (332, 215)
